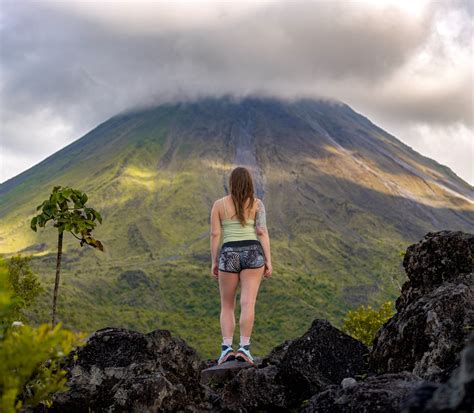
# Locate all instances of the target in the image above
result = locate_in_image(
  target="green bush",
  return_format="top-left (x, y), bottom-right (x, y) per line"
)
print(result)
top-left (0, 257), bottom-right (88, 412)
top-left (6, 254), bottom-right (43, 324)
top-left (341, 301), bottom-right (395, 347)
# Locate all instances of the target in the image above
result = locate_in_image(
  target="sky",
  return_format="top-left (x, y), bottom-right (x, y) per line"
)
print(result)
top-left (0, 0), bottom-right (473, 185)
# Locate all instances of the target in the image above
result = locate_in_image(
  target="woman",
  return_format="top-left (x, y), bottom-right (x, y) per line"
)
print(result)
top-left (210, 166), bottom-right (272, 366)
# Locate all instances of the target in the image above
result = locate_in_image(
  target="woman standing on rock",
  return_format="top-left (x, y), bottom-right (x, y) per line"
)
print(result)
top-left (210, 166), bottom-right (272, 366)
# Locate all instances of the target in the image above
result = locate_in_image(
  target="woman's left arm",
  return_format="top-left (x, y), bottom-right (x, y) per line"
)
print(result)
top-left (210, 201), bottom-right (221, 268)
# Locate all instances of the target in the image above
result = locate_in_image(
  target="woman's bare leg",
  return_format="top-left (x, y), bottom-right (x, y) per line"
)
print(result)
top-left (219, 271), bottom-right (240, 338)
top-left (239, 266), bottom-right (265, 338)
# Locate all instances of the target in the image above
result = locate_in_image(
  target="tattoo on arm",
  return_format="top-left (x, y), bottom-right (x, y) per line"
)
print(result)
top-left (255, 199), bottom-right (267, 230)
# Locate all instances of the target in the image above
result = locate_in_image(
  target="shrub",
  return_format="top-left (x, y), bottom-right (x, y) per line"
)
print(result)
top-left (0, 257), bottom-right (87, 412)
top-left (341, 301), bottom-right (395, 347)
top-left (6, 254), bottom-right (43, 323)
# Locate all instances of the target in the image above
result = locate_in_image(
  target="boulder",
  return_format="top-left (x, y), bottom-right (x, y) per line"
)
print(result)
top-left (370, 231), bottom-right (474, 382)
top-left (397, 230), bottom-right (473, 308)
top-left (202, 319), bottom-right (369, 412)
top-left (275, 319), bottom-right (369, 402)
top-left (219, 365), bottom-right (289, 412)
top-left (48, 327), bottom-right (212, 412)
top-left (301, 372), bottom-right (424, 413)
top-left (260, 337), bottom-right (295, 367)
top-left (400, 331), bottom-right (474, 413)
top-left (200, 358), bottom-right (256, 386)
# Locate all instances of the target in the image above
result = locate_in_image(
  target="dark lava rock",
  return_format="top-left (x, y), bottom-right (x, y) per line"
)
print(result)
top-left (301, 372), bottom-right (424, 413)
top-left (260, 337), bottom-right (295, 367)
top-left (370, 231), bottom-right (474, 382)
top-left (398, 230), bottom-right (473, 308)
top-left (219, 364), bottom-right (289, 412)
top-left (48, 327), bottom-right (211, 412)
top-left (400, 331), bottom-right (474, 413)
top-left (276, 319), bottom-right (370, 403)
top-left (200, 358), bottom-right (257, 386)
top-left (204, 320), bottom-right (369, 412)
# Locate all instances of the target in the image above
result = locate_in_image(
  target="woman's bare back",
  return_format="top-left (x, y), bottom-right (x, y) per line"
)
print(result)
top-left (220, 195), bottom-right (258, 222)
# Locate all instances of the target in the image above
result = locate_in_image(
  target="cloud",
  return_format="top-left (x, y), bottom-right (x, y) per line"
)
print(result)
top-left (400, 121), bottom-right (473, 185)
top-left (0, 0), bottom-right (472, 184)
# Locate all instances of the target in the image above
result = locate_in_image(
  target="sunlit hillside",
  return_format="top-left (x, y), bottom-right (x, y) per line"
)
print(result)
top-left (1, 96), bottom-right (473, 358)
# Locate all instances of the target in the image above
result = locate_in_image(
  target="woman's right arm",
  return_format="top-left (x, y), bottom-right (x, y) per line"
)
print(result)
top-left (255, 199), bottom-right (272, 276)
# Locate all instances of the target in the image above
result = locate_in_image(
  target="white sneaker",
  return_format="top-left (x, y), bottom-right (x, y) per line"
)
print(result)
top-left (217, 344), bottom-right (236, 365)
top-left (235, 344), bottom-right (254, 365)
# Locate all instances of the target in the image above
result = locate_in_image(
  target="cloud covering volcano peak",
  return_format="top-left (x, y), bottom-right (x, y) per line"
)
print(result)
top-left (1, 0), bottom-right (472, 184)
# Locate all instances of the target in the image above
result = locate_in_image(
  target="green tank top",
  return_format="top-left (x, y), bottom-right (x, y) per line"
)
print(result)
top-left (220, 197), bottom-right (259, 244)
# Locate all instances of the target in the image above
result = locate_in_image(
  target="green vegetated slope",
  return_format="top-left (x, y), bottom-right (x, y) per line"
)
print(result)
top-left (1, 96), bottom-right (473, 359)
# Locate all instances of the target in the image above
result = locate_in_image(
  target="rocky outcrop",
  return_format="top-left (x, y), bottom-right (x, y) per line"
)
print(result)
top-left (200, 358), bottom-right (257, 387)
top-left (370, 231), bottom-right (474, 382)
top-left (400, 330), bottom-right (474, 413)
top-left (274, 319), bottom-right (369, 401)
top-left (214, 319), bottom-right (369, 411)
top-left (397, 230), bottom-right (473, 307)
top-left (26, 230), bottom-right (473, 412)
top-left (218, 364), bottom-right (290, 412)
top-left (48, 327), bottom-right (212, 412)
top-left (301, 372), bottom-right (424, 413)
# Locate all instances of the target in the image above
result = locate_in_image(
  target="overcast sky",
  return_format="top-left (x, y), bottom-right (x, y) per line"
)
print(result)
top-left (1, 0), bottom-right (473, 185)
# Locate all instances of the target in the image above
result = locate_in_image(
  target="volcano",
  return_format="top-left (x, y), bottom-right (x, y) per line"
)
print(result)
top-left (1, 95), bottom-right (472, 358)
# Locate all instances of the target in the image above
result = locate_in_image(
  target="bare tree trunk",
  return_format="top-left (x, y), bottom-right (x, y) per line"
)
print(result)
top-left (52, 231), bottom-right (63, 327)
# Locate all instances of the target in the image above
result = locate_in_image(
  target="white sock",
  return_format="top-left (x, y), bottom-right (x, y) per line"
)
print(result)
top-left (240, 336), bottom-right (251, 346)
top-left (222, 336), bottom-right (233, 346)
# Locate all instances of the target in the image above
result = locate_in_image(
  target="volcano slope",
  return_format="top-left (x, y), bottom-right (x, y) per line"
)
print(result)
top-left (1, 95), bottom-right (472, 358)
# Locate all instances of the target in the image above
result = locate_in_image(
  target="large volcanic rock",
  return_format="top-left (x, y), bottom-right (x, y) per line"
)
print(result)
top-left (370, 230), bottom-right (474, 382)
top-left (215, 319), bottom-right (369, 411)
top-left (47, 327), bottom-right (212, 412)
top-left (301, 372), bottom-right (424, 413)
top-left (397, 230), bottom-right (473, 308)
top-left (400, 331), bottom-right (474, 413)
top-left (298, 331), bottom-right (474, 413)
top-left (275, 319), bottom-right (369, 400)
top-left (218, 364), bottom-right (290, 412)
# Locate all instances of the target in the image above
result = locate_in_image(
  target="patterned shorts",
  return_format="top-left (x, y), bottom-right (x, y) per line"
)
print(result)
top-left (218, 240), bottom-right (265, 273)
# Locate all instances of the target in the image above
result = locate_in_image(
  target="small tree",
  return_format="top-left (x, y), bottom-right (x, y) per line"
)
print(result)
top-left (30, 185), bottom-right (104, 327)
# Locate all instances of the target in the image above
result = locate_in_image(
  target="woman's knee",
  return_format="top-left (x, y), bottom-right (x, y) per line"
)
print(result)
top-left (221, 300), bottom-right (236, 311)
top-left (240, 298), bottom-right (256, 310)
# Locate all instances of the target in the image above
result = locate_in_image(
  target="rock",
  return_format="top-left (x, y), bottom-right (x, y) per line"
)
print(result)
top-left (220, 365), bottom-right (289, 412)
top-left (341, 377), bottom-right (357, 389)
top-left (198, 356), bottom-right (287, 412)
top-left (200, 359), bottom-right (257, 386)
top-left (276, 319), bottom-right (369, 404)
top-left (400, 331), bottom-right (474, 413)
top-left (204, 320), bottom-right (369, 412)
top-left (260, 337), bottom-right (295, 367)
top-left (370, 231), bottom-right (474, 382)
top-left (398, 230), bottom-right (473, 308)
top-left (301, 372), bottom-right (424, 413)
top-left (47, 327), bottom-right (211, 412)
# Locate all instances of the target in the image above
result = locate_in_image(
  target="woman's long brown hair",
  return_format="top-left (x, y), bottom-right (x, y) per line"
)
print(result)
top-left (229, 167), bottom-right (255, 226)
